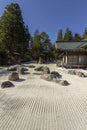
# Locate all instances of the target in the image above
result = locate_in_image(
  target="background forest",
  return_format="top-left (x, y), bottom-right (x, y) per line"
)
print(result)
top-left (0, 3), bottom-right (87, 65)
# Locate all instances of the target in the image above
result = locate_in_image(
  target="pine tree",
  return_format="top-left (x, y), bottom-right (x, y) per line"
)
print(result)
top-left (83, 28), bottom-right (87, 39)
top-left (57, 29), bottom-right (63, 41)
top-left (64, 28), bottom-right (73, 41)
top-left (33, 30), bottom-right (41, 49)
top-left (0, 3), bottom-right (30, 56)
top-left (40, 32), bottom-right (51, 50)
top-left (74, 33), bottom-right (81, 41)
top-left (31, 30), bottom-right (41, 60)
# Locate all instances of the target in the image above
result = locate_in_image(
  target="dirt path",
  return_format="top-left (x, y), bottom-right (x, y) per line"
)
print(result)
top-left (0, 64), bottom-right (87, 130)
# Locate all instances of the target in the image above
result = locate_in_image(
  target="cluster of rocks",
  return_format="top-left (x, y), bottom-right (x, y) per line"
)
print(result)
top-left (1, 72), bottom-right (19, 89)
top-left (40, 66), bottom-right (69, 86)
top-left (1, 65), bottom-right (29, 89)
top-left (1, 65), bottom-right (70, 89)
top-left (7, 65), bottom-right (28, 75)
top-left (68, 70), bottom-right (85, 77)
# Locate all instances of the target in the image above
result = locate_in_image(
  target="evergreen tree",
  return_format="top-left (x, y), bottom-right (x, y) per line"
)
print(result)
top-left (40, 32), bottom-right (51, 50)
top-left (34, 29), bottom-right (39, 37)
top-left (0, 3), bottom-right (30, 56)
top-left (32, 30), bottom-right (41, 60)
top-left (40, 32), bottom-right (52, 61)
top-left (57, 29), bottom-right (63, 41)
top-left (64, 28), bottom-right (73, 41)
top-left (33, 30), bottom-right (41, 49)
top-left (83, 28), bottom-right (87, 39)
top-left (32, 31), bottom-right (51, 61)
top-left (74, 33), bottom-right (81, 41)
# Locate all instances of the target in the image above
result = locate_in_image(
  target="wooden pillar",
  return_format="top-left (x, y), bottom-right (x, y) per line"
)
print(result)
top-left (65, 52), bottom-right (68, 66)
top-left (78, 55), bottom-right (80, 68)
top-left (66, 55), bottom-right (67, 65)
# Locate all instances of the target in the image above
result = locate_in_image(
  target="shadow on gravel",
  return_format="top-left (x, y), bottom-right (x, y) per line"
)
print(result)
top-left (24, 72), bottom-right (31, 75)
top-left (32, 72), bottom-right (41, 75)
top-left (15, 78), bottom-right (26, 82)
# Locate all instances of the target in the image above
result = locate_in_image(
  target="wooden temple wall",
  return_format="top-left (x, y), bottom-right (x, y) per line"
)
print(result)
top-left (63, 55), bottom-right (87, 68)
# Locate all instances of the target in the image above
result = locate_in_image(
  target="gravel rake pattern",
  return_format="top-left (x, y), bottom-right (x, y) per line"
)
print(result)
top-left (0, 82), bottom-right (87, 130)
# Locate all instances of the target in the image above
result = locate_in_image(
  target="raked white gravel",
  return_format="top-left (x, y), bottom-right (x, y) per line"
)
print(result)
top-left (0, 63), bottom-right (87, 130)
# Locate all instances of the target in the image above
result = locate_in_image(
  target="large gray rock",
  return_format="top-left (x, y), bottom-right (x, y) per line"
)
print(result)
top-left (56, 80), bottom-right (69, 86)
top-left (51, 71), bottom-right (62, 79)
top-left (19, 68), bottom-right (25, 74)
top-left (41, 74), bottom-right (53, 81)
top-left (17, 65), bottom-right (28, 74)
top-left (1, 81), bottom-right (14, 88)
top-left (68, 70), bottom-right (76, 75)
top-left (8, 72), bottom-right (19, 81)
top-left (35, 66), bottom-right (44, 71)
top-left (76, 71), bottom-right (85, 77)
top-left (7, 66), bottom-right (17, 71)
top-left (41, 66), bottom-right (50, 75)
top-left (22, 67), bottom-right (28, 71)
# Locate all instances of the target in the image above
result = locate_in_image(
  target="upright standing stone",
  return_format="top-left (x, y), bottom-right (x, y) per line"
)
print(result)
top-left (8, 72), bottom-right (19, 81)
top-left (41, 66), bottom-right (50, 75)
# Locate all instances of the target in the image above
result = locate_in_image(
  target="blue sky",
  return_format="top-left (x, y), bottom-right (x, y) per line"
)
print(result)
top-left (0, 0), bottom-right (87, 43)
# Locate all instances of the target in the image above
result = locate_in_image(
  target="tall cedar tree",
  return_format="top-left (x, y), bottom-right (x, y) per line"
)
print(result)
top-left (74, 33), bottom-right (81, 41)
top-left (0, 3), bottom-right (30, 56)
top-left (40, 32), bottom-right (51, 50)
top-left (32, 31), bottom-right (52, 61)
top-left (64, 28), bottom-right (73, 41)
top-left (83, 28), bottom-right (87, 39)
top-left (57, 29), bottom-right (63, 41)
top-left (32, 30), bottom-right (41, 60)
top-left (33, 30), bottom-right (41, 49)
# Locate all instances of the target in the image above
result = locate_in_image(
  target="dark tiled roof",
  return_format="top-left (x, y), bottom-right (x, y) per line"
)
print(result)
top-left (55, 41), bottom-right (87, 50)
